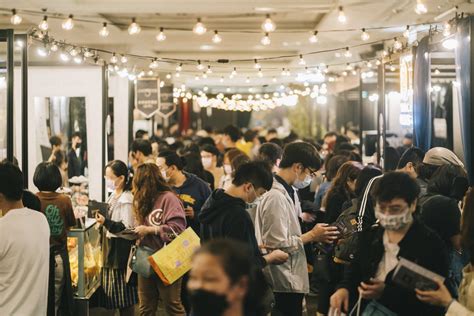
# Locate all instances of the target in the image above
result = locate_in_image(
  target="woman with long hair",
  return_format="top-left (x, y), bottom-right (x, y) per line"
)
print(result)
top-left (95, 160), bottom-right (138, 315)
top-left (132, 163), bottom-right (187, 316)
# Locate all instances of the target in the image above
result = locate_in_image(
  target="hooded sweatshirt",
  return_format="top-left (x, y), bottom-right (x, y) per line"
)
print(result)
top-left (173, 172), bottom-right (212, 235)
top-left (199, 189), bottom-right (266, 268)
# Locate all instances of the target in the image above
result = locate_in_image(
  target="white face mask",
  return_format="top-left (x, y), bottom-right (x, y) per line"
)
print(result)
top-left (293, 170), bottom-right (312, 189)
top-left (161, 169), bottom-right (170, 182)
top-left (202, 157), bottom-right (213, 169)
top-left (105, 178), bottom-right (116, 192)
top-left (224, 164), bottom-right (232, 175)
top-left (375, 207), bottom-right (413, 231)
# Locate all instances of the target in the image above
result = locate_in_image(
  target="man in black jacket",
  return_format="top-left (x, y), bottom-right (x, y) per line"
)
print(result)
top-left (330, 172), bottom-right (450, 316)
top-left (200, 161), bottom-right (289, 268)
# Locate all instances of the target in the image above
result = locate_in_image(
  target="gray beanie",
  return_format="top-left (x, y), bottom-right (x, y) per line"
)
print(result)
top-left (423, 147), bottom-right (465, 168)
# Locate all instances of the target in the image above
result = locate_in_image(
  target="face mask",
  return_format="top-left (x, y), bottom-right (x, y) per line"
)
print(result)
top-left (105, 178), bottom-right (116, 192)
top-left (202, 157), bottom-right (213, 169)
top-left (189, 289), bottom-right (229, 316)
top-left (293, 171), bottom-right (312, 189)
top-left (161, 169), bottom-right (170, 182)
top-left (76, 143), bottom-right (82, 149)
top-left (375, 208), bottom-right (413, 231)
top-left (224, 164), bottom-right (232, 175)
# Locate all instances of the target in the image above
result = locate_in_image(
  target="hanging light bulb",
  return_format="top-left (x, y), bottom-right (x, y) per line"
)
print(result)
top-left (443, 22), bottom-right (451, 37)
top-left (272, 77), bottom-right (277, 82)
top-left (166, 73), bottom-right (172, 80)
top-left (261, 33), bottom-right (271, 46)
top-left (390, 64), bottom-right (396, 72)
top-left (231, 67), bottom-right (237, 76)
top-left (128, 18), bottom-right (141, 35)
top-left (261, 14), bottom-right (276, 32)
top-left (175, 72), bottom-right (181, 78)
top-left (148, 70), bottom-right (154, 76)
top-left (197, 60), bottom-right (204, 70)
top-left (193, 18), bottom-right (207, 35)
top-left (281, 68), bottom-right (286, 76)
top-left (220, 76), bottom-right (224, 83)
top-left (306, 67), bottom-right (311, 74)
top-left (299, 54), bottom-right (306, 65)
top-left (39, 15), bottom-right (49, 31)
top-left (309, 31), bottom-right (319, 43)
top-left (258, 68), bottom-right (263, 77)
top-left (393, 37), bottom-right (402, 50)
top-left (376, 59), bottom-right (382, 66)
top-left (149, 58), bottom-right (159, 69)
top-left (69, 47), bottom-right (79, 57)
top-left (37, 46), bottom-right (49, 57)
top-left (403, 25), bottom-right (410, 38)
top-left (382, 50), bottom-right (389, 57)
top-left (176, 63), bottom-right (183, 72)
top-left (120, 55), bottom-right (128, 63)
top-left (415, 0), bottom-right (428, 14)
top-left (83, 50), bottom-right (94, 58)
top-left (361, 28), bottom-right (370, 41)
top-left (338, 6), bottom-right (347, 24)
top-left (110, 53), bottom-right (118, 64)
top-left (346, 63), bottom-right (353, 71)
top-left (246, 77), bottom-right (250, 83)
top-left (195, 75), bottom-right (200, 81)
top-left (156, 27), bottom-right (166, 41)
top-left (60, 50), bottom-right (70, 62)
top-left (74, 55), bottom-right (84, 64)
top-left (99, 22), bottom-right (110, 37)
top-left (367, 61), bottom-right (373, 68)
top-left (50, 42), bottom-right (59, 52)
top-left (207, 65), bottom-right (212, 74)
top-left (209, 30), bottom-right (222, 44)
top-left (344, 47), bottom-right (352, 58)
top-left (434, 68), bottom-right (441, 75)
top-left (254, 59), bottom-right (261, 69)
top-left (202, 72), bottom-right (208, 79)
top-left (342, 71), bottom-right (348, 76)
top-left (10, 9), bottom-right (22, 25)
top-left (335, 51), bottom-right (342, 58)
top-left (62, 14), bottom-right (74, 30)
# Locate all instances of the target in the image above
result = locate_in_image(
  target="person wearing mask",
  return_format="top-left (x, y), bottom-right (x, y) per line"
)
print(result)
top-left (315, 155), bottom-right (349, 212)
top-left (416, 188), bottom-right (474, 315)
top-left (258, 142), bottom-right (283, 174)
top-left (219, 148), bottom-right (246, 190)
top-left (222, 125), bottom-right (241, 150)
top-left (396, 147), bottom-right (426, 194)
top-left (200, 161), bottom-right (290, 268)
top-left (188, 239), bottom-right (270, 316)
top-left (330, 172), bottom-right (450, 316)
top-left (419, 164), bottom-right (469, 294)
top-left (182, 152), bottom-right (215, 190)
top-left (201, 144), bottom-right (224, 189)
top-left (130, 139), bottom-right (155, 167)
top-left (255, 142), bottom-right (339, 316)
top-left (132, 163), bottom-right (186, 316)
top-left (417, 147), bottom-right (465, 188)
top-left (95, 160), bottom-right (138, 316)
top-left (34, 162), bottom-right (76, 316)
top-left (0, 162), bottom-right (50, 316)
top-left (68, 132), bottom-right (85, 178)
top-left (157, 150), bottom-right (211, 235)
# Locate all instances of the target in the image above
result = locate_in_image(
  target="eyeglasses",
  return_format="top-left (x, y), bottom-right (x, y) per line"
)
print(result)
top-left (306, 167), bottom-right (318, 177)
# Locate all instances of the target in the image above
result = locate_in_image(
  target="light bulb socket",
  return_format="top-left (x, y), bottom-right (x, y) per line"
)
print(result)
top-left (12, 9), bottom-right (17, 15)
top-left (68, 14), bottom-right (73, 19)
top-left (103, 22), bottom-right (107, 27)
top-left (160, 27), bottom-right (164, 32)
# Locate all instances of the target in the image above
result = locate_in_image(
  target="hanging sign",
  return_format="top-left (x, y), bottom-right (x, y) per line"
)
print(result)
top-left (157, 84), bottom-right (176, 119)
top-left (135, 78), bottom-right (160, 118)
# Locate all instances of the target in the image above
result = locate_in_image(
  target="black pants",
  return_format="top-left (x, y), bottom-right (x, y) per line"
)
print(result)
top-left (272, 292), bottom-right (304, 316)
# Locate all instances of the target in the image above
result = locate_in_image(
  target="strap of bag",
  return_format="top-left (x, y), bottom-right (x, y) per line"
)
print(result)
top-left (357, 175), bottom-right (383, 232)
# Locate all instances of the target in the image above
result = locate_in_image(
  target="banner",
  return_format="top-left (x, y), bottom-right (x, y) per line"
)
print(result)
top-left (135, 78), bottom-right (160, 118)
top-left (157, 84), bottom-right (176, 119)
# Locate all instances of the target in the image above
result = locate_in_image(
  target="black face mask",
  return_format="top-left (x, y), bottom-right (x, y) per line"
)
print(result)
top-left (189, 289), bottom-right (229, 316)
top-left (75, 142), bottom-right (82, 149)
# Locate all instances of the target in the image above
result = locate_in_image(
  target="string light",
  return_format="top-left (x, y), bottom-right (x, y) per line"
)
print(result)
top-left (415, 0), bottom-right (428, 14)
top-left (309, 31), bottom-right (319, 43)
top-left (50, 42), bottom-right (59, 52)
top-left (148, 70), bottom-right (154, 76)
top-left (403, 25), bottom-right (410, 38)
top-left (220, 76), bottom-right (224, 83)
top-left (335, 51), bottom-right (342, 58)
top-left (299, 54), bottom-right (306, 65)
top-left (254, 59), bottom-right (261, 69)
top-left (246, 77), bottom-right (250, 83)
top-left (443, 22), bottom-right (451, 36)
top-left (120, 55), bottom-right (128, 63)
top-left (176, 63), bottom-right (183, 72)
top-left (281, 68), bottom-right (286, 76)
top-left (261, 14), bottom-right (276, 32)
top-left (128, 18), bottom-right (141, 35)
top-left (195, 75), bottom-right (200, 81)
top-left (99, 22), bottom-right (110, 37)
top-left (193, 18), bottom-right (207, 35)
top-left (367, 61), bottom-right (373, 68)
top-left (60, 50), bottom-right (70, 62)
top-left (390, 64), bottom-right (396, 72)
top-left (207, 65), bottom-right (213, 74)
top-left (346, 63), bottom-right (353, 71)
top-left (110, 53), bottom-right (118, 63)
top-left (10, 9), bottom-right (22, 25)
top-left (202, 72), bottom-right (208, 79)
top-left (361, 28), bottom-right (370, 41)
top-left (344, 47), bottom-right (352, 58)
top-left (84, 50), bottom-right (94, 58)
top-left (258, 68), bottom-right (263, 77)
top-left (74, 55), bottom-right (83, 64)
top-left (342, 71), bottom-right (348, 76)
top-left (212, 30), bottom-right (222, 43)
top-left (149, 58), bottom-right (159, 69)
top-left (393, 37), bottom-right (402, 50)
top-left (39, 15), bottom-right (49, 31)
top-left (231, 67), bottom-right (237, 76)
top-left (272, 77), bottom-right (277, 82)
top-left (338, 6), bottom-right (347, 24)
top-left (69, 47), bottom-right (79, 57)
top-left (261, 33), bottom-right (271, 45)
top-left (156, 27), bottom-right (166, 41)
top-left (37, 46), bottom-right (48, 57)
top-left (62, 14), bottom-right (74, 30)
top-left (376, 59), bottom-right (382, 66)
top-left (197, 60), bottom-right (204, 70)
top-left (175, 72), bottom-right (181, 78)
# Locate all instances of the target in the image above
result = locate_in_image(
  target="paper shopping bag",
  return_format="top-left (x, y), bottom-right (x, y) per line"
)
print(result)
top-left (148, 227), bottom-right (201, 285)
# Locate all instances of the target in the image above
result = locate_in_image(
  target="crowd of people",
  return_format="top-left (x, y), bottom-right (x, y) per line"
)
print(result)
top-left (1, 123), bottom-right (474, 316)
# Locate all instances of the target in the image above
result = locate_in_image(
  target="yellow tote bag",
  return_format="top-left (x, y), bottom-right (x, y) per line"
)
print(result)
top-left (148, 227), bottom-right (201, 285)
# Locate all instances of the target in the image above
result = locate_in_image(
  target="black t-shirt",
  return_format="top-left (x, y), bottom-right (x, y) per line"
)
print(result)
top-left (419, 194), bottom-right (461, 248)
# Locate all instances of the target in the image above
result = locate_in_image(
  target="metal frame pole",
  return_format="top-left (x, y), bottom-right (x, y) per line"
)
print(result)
top-left (0, 29), bottom-right (14, 163)
top-left (17, 34), bottom-right (28, 185)
top-left (377, 63), bottom-right (386, 168)
top-left (102, 65), bottom-right (109, 201)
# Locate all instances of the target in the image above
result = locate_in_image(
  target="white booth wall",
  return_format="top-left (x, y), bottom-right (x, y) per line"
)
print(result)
top-left (108, 74), bottom-right (130, 163)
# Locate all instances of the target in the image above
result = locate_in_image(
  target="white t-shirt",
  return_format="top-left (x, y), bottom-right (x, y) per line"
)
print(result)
top-left (0, 208), bottom-right (50, 316)
top-left (375, 231), bottom-right (400, 282)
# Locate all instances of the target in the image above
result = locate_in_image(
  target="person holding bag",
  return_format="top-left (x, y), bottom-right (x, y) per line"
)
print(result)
top-left (132, 163), bottom-right (187, 316)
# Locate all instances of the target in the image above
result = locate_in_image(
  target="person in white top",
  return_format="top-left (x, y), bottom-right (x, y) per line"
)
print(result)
top-left (0, 162), bottom-right (50, 316)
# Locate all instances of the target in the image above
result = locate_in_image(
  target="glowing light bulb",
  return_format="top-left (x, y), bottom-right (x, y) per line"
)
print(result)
top-left (309, 31), bottom-right (318, 43)
top-left (346, 63), bottom-right (353, 71)
top-left (74, 56), bottom-right (83, 64)
top-left (110, 53), bottom-right (118, 64)
top-left (197, 60), bottom-right (204, 70)
top-left (261, 14), bottom-right (276, 32)
top-left (166, 73), bottom-right (172, 79)
top-left (342, 71), bottom-right (348, 76)
top-left (176, 63), bottom-right (183, 72)
top-left (344, 47), bottom-right (352, 58)
top-left (338, 6), bottom-right (347, 24)
top-left (212, 30), bottom-right (222, 43)
top-left (69, 47), bottom-right (79, 57)
top-left (299, 55), bottom-right (306, 65)
top-left (232, 67), bottom-right (237, 76)
top-left (415, 0), bottom-right (427, 14)
top-left (39, 16), bottom-right (49, 31)
top-left (156, 27), bottom-right (166, 41)
top-left (195, 75), bottom-right (200, 81)
top-left (443, 22), bottom-right (451, 37)
top-left (207, 65), bottom-right (212, 74)
top-left (281, 68), bottom-right (286, 76)
top-left (272, 77), bottom-right (277, 82)
top-left (258, 69), bottom-right (263, 77)
top-left (202, 73), bottom-right (208, 79)
top-left (376, 59), bottom-right (382, 66)
top-left (148, 70), bottom-right (154, 76)
top-left (37, 46), bottom-right (48, 57)
top-left (149, 59), bottom-right (159, 69)
top-left (220, 76), bottom-right (224, 83)
top-left (121, 55), bottom-right (128, 63)
top-left (393, 37), bottom-right (402, 50)
top-left (99, 22), bottom-right (110, 37)
top-left (60, 51), bottom-right (70, 62)
top-left (62, 14), bottom-right (74, 30)
top-left (390, 64), bottom-right (396, 72)
top-left (254, 59), bottom-right (261, 69)
top-left (361, 28), bottom-right (370, 41)
top-left (403, 25), bottom-right (410, 38)
top-left (335, 52), bottom-right (342, 58)
top-left (193, 18), bottom-right (207, 35)
top-left (50, 42), bottom-right (59, 52)
top-left (246, 77), bottom-right (250, 83)
top-left (128, 18), bottom-right (141, 35)
top-left (261, 33), bottom-right (271, 46)
top-left (10, 9), bottom-right (22, 25)
top-left (434, 68), bottom-right (440, 75)
top-left (367, 61), bottom-right (373, 68)
top-left (175, 72), bottom-right (180, 78)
